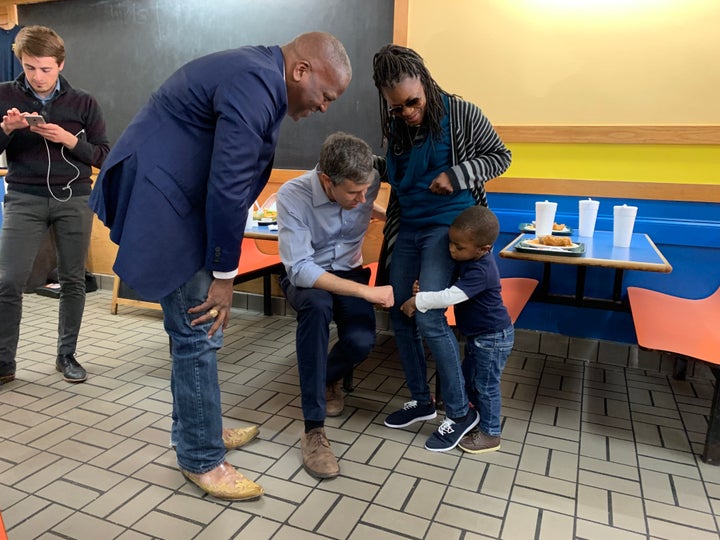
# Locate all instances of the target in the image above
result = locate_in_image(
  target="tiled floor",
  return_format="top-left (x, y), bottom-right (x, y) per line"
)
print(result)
top-left (2, 289), bottom-right (720, 539)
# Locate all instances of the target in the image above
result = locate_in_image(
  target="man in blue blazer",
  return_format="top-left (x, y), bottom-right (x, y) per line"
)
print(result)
top-left (89, 31), bottom-right (351, 501)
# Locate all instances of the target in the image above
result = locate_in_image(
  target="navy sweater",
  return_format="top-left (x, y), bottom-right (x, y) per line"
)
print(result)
top-left (0, 74), bottom-right (109, 196)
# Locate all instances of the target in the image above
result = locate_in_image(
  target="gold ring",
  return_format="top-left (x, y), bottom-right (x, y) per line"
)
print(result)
top-left (208, 309), bottom-right (219, 319)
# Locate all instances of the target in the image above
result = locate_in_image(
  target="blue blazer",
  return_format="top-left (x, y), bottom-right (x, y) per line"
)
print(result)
top-left (90, 46), bottom-right (287, 300)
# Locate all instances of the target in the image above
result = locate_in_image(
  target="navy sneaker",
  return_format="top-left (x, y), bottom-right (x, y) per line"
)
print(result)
top-left (424, 409), bottom-right (480, 452)
top-left (384, 400), bottom-right (437, 428)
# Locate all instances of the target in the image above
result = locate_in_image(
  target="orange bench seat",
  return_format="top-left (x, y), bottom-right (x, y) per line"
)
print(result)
top-left (446, 277), bottom-right (539, 326)
top-left (343, 273), bottom-right (538, 392)
top-left (111, 238), bottom-right (283, 316)
top-left (234, 238), bottom-right (284, 316)
top-left (0, 511), bottom-right (8, 540)
top-left (628, 286), bottom-right (720, 365)
top-left (628, 285), bottom-right (720, 464)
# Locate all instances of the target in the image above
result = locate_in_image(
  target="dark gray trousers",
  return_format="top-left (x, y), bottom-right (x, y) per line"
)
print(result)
top-left (0, 190), bottom-right (92, 373)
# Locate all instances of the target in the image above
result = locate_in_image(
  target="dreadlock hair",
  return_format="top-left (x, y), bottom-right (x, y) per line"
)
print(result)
top-left (372, 44), bottom-right (454, 145)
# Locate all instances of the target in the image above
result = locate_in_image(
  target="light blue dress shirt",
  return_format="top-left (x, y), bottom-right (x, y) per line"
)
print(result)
top-left (26, 79), bottom-right (61, 104)
top-left (277, 166), bottom-right (381, 289)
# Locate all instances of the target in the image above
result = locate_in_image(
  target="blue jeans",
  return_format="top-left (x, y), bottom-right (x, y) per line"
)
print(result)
top-left (160, 269), bottom-right (225, 474)
top-left (0, 191), bottom-right (92, 373)
top-left (389, 226), bottom-right (468, 418)
top-left (463, 325), bottom-right (514, 436)
top-left (281, 268), bottom-right (376, 422)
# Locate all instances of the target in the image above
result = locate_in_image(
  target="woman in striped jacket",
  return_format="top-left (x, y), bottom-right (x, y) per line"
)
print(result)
top-left (372, 44), bottom-right (511, 452)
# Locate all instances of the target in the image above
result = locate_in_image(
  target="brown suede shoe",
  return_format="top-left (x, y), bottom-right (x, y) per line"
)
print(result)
top-left (458, 429), bottom-right (501, 454)
top-left (326, 380), bottom-right (344, 417)
top-left (222, 426), bottom-right (259, 450)
top-left (181, 461), bottom-right (263, 500)
top-left (301, 427), bottom-right (340, 479)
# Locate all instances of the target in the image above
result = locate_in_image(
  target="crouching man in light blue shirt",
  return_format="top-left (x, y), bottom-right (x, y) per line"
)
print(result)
top-left (277, 132), bottom-right (393, 480)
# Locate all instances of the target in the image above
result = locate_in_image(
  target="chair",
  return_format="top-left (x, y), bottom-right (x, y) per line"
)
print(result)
top-left (0, 511), bottom-right (8, 540)
top-left (111, 238), bottom-right (283, 316)
top-left (627, 286), bottom-right (720, 365)
top-left (446, 277), bottom-right (539, 326)
top-left (366, 261), bottom-right (379, 287)
top-left (233, 238), bottom-right (284, 316)
top-left (627, 285), bottom-right (720, 463)
top-left (342, 274), bottom-right (538, 393)
top-left (436, 277), bottom-right (538, 407)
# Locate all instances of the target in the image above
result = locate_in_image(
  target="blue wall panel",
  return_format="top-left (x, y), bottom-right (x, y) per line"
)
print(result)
top-left (488, 192), bottom-right (720, 343)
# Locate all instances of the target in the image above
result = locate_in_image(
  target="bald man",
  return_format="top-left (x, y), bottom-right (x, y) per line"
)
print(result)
top-left (90, 32), bottom-right (351, 501)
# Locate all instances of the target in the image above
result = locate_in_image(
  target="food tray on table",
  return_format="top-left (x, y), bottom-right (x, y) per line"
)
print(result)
top-left (513, 238), bottom-right (585, 257)
top-left (519, 222), bottom-right (572, 235)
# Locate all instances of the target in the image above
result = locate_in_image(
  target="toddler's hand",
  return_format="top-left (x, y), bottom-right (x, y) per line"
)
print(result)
top-left (400, 297), bottom-right (417, 318)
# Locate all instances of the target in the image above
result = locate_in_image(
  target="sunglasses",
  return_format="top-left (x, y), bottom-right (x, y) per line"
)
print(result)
top-left (387, 97), bottom-right (422, 116)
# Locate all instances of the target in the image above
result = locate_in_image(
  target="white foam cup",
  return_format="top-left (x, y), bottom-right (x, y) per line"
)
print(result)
top-left (613, 204), bottom-right (638, 247)
top-left (535, 200), bottom-right (557, 238)
top-left (578, 198), bottom-right (600, 237)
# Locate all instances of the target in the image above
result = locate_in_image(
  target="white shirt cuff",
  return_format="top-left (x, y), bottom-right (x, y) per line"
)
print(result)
top-left (213, 269), bottom-right (238, 280)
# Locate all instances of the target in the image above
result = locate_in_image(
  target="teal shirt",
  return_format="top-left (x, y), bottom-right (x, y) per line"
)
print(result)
top-left (387, 94), bottom-right (474, 231)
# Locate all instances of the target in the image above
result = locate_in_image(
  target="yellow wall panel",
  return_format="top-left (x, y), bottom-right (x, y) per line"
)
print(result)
top-left (506, 144), bottom-right (720, 184)
top-left (408, 0), bottom-right (720, 124)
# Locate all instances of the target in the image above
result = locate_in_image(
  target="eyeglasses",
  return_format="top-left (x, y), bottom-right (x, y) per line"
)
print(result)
top-left (387, 97), bottom-right (422, 116)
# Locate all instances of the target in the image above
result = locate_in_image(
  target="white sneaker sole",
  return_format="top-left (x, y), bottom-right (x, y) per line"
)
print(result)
top-left (384, 411), bottom-right (437, 429)
top-left (424, 412), bottom-right (480, 452)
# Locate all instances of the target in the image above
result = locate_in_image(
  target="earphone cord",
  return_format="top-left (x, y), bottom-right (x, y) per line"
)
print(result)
top-left (45, 128), bottom-right (84, 203)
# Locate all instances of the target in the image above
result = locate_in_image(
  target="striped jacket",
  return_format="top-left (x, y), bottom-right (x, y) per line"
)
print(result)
top-left (375, 95), bottom-right (511, 282)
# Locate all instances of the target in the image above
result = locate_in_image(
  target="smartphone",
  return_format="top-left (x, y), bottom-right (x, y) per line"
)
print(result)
top-left (24, 115), bottom-right (46, 126)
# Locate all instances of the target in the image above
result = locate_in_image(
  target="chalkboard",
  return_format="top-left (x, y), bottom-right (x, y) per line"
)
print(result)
top-left (18, 0), bottom-right (393, 168)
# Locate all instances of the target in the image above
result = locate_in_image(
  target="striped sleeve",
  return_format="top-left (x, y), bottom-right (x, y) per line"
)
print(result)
top-left (445, 97), bottom-right (512, 205)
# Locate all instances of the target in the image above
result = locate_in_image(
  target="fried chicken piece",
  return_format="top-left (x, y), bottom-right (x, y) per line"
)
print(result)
top-left (540, 235), bottom-right (573, 247)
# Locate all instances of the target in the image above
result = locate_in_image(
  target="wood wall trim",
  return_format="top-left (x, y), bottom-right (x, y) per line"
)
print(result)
top-left (393, 0), bottom-right (409, 45)
top-left (0, 1), bottom-right (56, 6)
top-left (487, 177), bottom-right (720, 203)
top-left (0, 4), bottom-right (16, 26)
top-left (87, 168), bottom-right (717, 276)
top-left (269, 170), bottom-right (719, 203)
top-left (495, 125), bottom-right (720, 145)
top-left (269, 169), bottom-right (304, 182)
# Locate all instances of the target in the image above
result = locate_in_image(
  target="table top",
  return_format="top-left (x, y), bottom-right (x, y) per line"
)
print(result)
top-left (499, 230), bottom-right (672, 273)
top-left (244, 224), bottom-right (279, 240)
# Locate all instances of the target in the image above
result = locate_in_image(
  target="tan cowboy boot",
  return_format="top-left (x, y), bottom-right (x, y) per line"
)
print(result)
top-left (181, 461), bottom-right (263, 500)
top-left (222, 426), bottom-right (259, 450)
